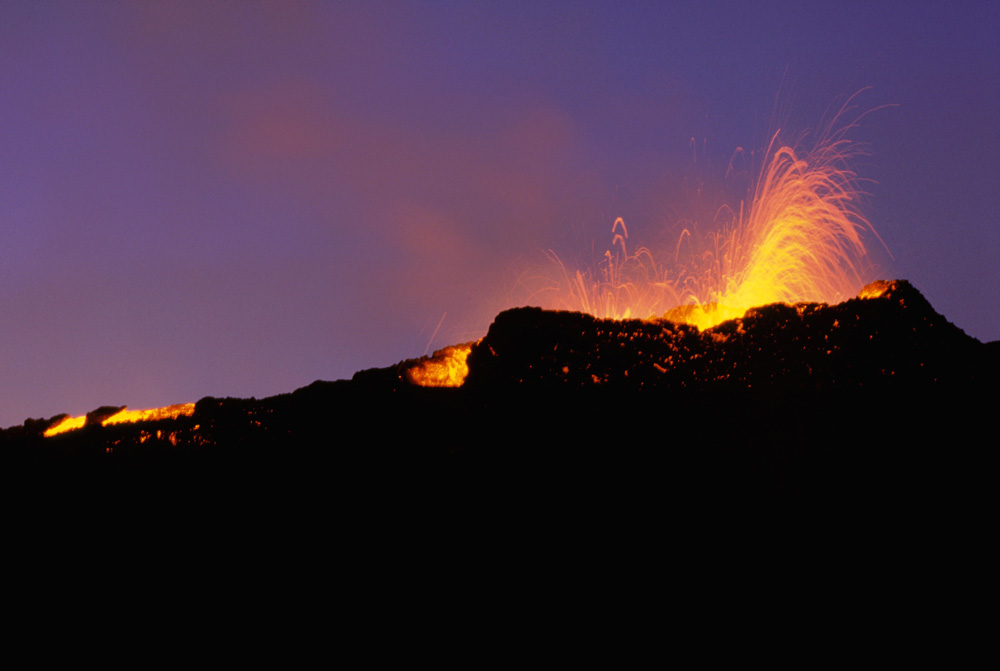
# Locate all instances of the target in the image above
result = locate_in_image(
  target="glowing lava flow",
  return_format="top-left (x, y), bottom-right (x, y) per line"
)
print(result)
top-left (540, 113), bottom-right (883, 330)
top-left (43, 403), bottom-right (196, 437)
top-left (406, 343), bottom-right (476, 387)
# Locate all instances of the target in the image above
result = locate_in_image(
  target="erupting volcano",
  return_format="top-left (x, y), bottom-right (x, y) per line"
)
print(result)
top-left (2, 108), bottom-right (996, 518)
top-left (406, 110), bottom-right (885, 387)
top-left (7, 4), bottom-right (997, 626)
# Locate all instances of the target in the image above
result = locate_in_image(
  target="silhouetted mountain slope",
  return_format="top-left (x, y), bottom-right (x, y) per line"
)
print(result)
top-left (4, 280), bottom-right (992, 650)
top-left (466, 279), bottom-right (986, 392)
top-left (4, 278), bottom-right (996, 641)
top-left (1, 280), bottom-right (995, 514)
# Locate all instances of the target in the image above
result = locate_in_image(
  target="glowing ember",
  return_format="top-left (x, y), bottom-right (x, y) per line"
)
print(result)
top-left (858, 279), bottom-right (892, 299)
top-left (406, 343), bottom-right (475, 387)
top-left (539, 105), bottom-right (884, 330)
top-left (44, 403), bottom-right (195, 437)
top-left (43, 414), bottom-right (86, 437)
top-left (102, 403), bottom-right (196, 426)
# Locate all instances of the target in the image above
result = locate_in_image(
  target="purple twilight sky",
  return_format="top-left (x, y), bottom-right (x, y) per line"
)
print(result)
top-left (2, 1), bottom-right (998, 426)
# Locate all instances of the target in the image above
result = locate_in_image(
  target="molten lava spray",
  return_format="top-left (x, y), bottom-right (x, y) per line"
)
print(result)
top-left (540, 117), bottom-right (882, 330)
top-left (407, 114), bottom-right (884, 389)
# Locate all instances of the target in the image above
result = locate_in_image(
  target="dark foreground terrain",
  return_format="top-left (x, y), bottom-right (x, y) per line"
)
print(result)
top-left (4, 278), bottom-right (996, 540)
top-left (5, 280), bottom-right (995, 497)
top-left (4, 280), bottom-right (995, 648)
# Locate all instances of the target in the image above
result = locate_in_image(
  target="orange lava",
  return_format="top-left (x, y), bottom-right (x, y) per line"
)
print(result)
top-left (857, 279), bottom-right (891, 299)
top-left (44, 403), bottom-right (196, 437)
top-left (538, 103), bottom-right (884, 330)
top-left (43, 415), bottom-right (86, 436)
top-left (406, 343), bottom-right (475, 387)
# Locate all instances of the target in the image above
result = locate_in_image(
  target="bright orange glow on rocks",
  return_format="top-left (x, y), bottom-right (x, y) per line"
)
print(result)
top-left (43, 403), bottom-right (195, 437)
top-left (406, 343), bottom-right (475, 387)
top-left (43, 414), bottom-right (87, 437)
top-left (102, 403), bottom-right (196, 427)
top-left (858, 279), bottom-right (892, 299)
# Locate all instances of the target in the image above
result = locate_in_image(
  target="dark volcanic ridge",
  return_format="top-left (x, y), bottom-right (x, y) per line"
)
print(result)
top-left (3, 280), bottom-right (997, 483)
top-left (461, 279), bottom-right (992, 392)
top-left (9, 279), bottom-right (992, 629)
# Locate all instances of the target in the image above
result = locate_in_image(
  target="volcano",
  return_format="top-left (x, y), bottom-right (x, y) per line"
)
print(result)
top-left (3, 279), bottom-right (995, 505)
top-left (5, 276), bottom-right (997, 629)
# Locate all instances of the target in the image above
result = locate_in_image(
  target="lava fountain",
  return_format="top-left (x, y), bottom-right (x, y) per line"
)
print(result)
top-left (540, 112), bottom-right (884, 330)
top-left (407, 111), bottom-right (885, 388)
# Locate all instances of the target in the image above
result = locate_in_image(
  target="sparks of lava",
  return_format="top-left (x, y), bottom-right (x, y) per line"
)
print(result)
top-left (405, 343), bottom-right (476, 387)
top-left (43, 403), bottom-right (196, 437)
top-left (541, 104), bottom-right (884, 330)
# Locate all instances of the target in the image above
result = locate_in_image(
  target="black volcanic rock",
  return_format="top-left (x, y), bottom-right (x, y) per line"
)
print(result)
top-left (1, 279), bottom-right (995, 516)
top-left (464, 280), bottom-right (987, 394)
top-left (4, 280), bottom-right (992, 643)
top-left (3, 276), bottom-right (997, 636)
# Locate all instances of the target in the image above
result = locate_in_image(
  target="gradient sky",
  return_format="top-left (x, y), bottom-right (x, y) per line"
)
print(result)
top-left (2, 1), bottom-right (998, 426)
